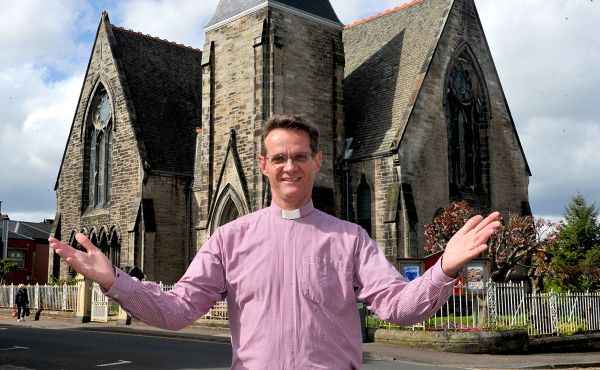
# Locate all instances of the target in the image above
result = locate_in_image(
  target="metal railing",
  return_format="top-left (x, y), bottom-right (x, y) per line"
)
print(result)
top-left (0, 284), bottom-right (78, 311)
top-left (368, 280), bottom-right (600, 336)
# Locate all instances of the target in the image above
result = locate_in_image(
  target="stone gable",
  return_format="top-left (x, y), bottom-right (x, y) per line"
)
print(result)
top-left (52, 14), bottom-right (202, 283)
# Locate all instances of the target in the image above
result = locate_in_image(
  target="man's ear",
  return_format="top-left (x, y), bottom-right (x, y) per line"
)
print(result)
top-left (258, 155), bottom-right (268, 176)
top-left (314, 151), bottom-right (323, 171)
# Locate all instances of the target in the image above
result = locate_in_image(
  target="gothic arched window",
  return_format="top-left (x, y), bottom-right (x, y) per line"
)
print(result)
top-left (99, 231), bottom-right (109, 259)
top-left (445, 48), bottom-right (489, 201)
top-left (67, 231), bottom-right (84, 278)
top-left (109, 230), bottom-right (121, 267)
top-left (84, 87), bottom-right (113, 209)
top-left (356, 175), bottom-right (372, 236)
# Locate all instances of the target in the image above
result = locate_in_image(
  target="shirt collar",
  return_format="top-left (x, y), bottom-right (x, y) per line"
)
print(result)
top-left (269, 200), bottom-right (315, 220)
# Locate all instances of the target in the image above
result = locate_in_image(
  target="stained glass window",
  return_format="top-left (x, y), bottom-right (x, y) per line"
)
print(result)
top-left (84, 88), bottom-right (113, 208)
top-left (446, 50), bottom-right (488, 199)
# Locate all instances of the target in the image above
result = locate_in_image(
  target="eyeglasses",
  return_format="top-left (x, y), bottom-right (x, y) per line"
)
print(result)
top-left (264, 152), bottom-right (314, 166)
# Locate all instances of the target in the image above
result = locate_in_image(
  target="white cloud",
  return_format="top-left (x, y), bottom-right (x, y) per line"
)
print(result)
top-left (476, 0), bottom-right (600, 218)
top-left (1, 63), bottom-right (78, 162)
top-left (332, 0), bottom-right (418, 24)
top-left (112, 0), bottom-right (220, 49)
top-left (331, 0), bottom-right (372, 23)
top-left (522, 115), bottom-right (600, 216)
top-left (477, 0), bottom-right (600, 120)
top-left (0, 63), bottom-right (81, 221)
top-left (0, 0), bottom-right (95, 75)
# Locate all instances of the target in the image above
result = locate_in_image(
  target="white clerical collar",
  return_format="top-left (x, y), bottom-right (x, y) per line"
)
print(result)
top-left (270, 201), bottom-right (315, 220)
top-left (281, 208), bottom-right (301, 220)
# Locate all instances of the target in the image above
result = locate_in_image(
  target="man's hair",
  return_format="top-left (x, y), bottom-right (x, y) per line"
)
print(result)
top-left (260, 114), bottom-right (320, 155)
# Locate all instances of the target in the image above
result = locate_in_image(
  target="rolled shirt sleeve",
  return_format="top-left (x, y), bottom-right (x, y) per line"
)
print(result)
top-left (353, 227), bottom-right (457, 325)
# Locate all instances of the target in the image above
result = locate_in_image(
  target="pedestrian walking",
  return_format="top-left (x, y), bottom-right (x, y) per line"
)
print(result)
top-left (15, 284), bottom-right (29, 322)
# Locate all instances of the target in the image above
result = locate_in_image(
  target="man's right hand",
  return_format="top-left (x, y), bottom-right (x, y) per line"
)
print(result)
top-left (49, 233), bottom-right (116, 291)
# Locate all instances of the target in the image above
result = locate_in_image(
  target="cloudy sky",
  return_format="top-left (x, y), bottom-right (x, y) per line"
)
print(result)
top-left (1, 0), bottom-right (598, 223)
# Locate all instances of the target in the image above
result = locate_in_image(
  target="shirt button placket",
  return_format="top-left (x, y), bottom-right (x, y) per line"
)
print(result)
top-left (282, 220), bottom-right (296, 368)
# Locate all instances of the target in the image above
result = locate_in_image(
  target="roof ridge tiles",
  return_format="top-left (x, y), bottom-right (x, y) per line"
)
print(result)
top-left (111, 25), bottom-right (202, 52)
top-left (344, 0), bottom-right (424, 29)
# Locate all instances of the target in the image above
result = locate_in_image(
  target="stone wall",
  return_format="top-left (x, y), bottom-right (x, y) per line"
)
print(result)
top-left (141, 173), bottom-right (192, 283)
top-left (369, 328), bottom-right (600, 354)
top-left (371, 328), bottom-right (529, 354)
top-left (345, 157), bottom-right (400, 260)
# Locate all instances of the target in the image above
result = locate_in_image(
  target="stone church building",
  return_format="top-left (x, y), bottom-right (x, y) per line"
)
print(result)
top-left (51, 0), bottom-right (530, 284)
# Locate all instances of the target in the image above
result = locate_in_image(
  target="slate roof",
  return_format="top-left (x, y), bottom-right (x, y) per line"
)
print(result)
top-left (206, 0), bottom-right (341, 29)
top-left (0, 219), bottom-right (52, 241)
top-left (110, 26), bottom-right (203, 176)
top-left (343, 0), bottom-right (453, 159)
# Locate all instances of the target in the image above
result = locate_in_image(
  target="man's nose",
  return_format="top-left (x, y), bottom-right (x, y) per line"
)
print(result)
top-left (283, 156), bottom-right (298, 171)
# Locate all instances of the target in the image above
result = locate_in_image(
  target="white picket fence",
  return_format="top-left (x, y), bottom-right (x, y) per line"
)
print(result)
top-left (158, 282), bottom-right (228, 320)
top-left (3, 281), bottom-right (598, 336)
top-left (0, 284), bottom-right (77, 311)
top-left (369, 280), bottom-right (600, 336)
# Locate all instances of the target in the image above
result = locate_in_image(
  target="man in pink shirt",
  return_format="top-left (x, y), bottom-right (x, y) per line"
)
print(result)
top-left (50, 114), bottom-right (500, 369)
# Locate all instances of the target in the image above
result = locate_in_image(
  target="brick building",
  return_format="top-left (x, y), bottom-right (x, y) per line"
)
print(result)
top-left (1, 216), bottom-right (51, 285)
top-left (51, 0), bottom-right (530, 284)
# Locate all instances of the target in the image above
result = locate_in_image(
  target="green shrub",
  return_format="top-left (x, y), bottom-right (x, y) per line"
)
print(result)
top-left (49, 275), bottom-right (78, 286)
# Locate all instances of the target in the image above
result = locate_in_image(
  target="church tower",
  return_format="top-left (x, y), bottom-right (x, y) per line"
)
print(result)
top-left (193, 0), bottom-right (345, 246)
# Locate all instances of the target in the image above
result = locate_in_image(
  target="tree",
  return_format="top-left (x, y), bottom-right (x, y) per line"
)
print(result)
top-left (559, 193), bottom-right (600, 252)
top-left (424, 201), bottom-right (558, 285)
top-left (0, 258), bottom-right (17, 285)
top-left (545, 193), bottom-right (600, 292)
top-left (582, 246), bottom-right (600, 291)
top-left (424, 201), bottom-right (471, 255)
top-left (487, 216), bottom-right (557, 290)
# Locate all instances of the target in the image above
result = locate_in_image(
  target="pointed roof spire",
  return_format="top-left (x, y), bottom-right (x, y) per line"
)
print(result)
top-left (205, 0), bottom-right (342, 31)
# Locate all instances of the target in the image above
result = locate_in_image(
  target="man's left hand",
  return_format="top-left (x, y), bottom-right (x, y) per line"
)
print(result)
top-left (441, 212), bottom-right (501, 278)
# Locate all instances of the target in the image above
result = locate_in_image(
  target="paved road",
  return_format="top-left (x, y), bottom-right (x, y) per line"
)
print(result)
top-left (1, 325), bottom-right (231, 369)
top-left (3, 318), bottom-right (600, 369)
top-left (0, 325), bottom-right (462, 370)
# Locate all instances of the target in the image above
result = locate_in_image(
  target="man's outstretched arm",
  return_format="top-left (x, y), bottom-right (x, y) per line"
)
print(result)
top-left (50, 231), bottom-right (226, 331)
top-left (354, 211), bottom-right (501, 325)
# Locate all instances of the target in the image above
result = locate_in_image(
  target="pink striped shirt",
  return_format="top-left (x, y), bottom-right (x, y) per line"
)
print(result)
top-left (106, 201), bottom-right (456, 369)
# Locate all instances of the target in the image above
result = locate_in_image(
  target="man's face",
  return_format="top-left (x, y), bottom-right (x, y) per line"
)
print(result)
top-left (259, 128), bottom-right (322, 210)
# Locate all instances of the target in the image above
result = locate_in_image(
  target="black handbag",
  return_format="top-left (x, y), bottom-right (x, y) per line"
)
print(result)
top-left (25, 306), bottom-right (30, 316)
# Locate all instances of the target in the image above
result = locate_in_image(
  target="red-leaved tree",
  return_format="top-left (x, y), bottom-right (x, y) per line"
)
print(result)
top-left (424, 201), bottom-right (558, 287)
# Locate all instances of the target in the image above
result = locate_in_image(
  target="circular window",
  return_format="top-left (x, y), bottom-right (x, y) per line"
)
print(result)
top-left (94, 93), bottom-right (111, 130)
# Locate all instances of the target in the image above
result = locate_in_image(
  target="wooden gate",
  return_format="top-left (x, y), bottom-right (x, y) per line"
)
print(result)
top-left (90, 283), bottom-right (108, 322)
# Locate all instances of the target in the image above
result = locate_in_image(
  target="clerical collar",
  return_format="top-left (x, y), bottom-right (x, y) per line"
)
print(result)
top-left (270, 201), bottom-right (315, 220)
top-left (281, 208), bottom-right (301, 220)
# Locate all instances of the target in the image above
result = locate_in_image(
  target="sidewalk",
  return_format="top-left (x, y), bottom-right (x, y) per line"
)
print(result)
top-left (2, 316), bottom-right (600, 369)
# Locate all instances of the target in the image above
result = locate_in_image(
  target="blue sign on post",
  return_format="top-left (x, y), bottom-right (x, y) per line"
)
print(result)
top-left (403, 264), bottom-right (420, 281)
